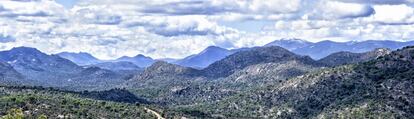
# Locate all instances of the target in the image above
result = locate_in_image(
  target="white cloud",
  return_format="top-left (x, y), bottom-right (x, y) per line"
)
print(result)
top-left (307, 1), bottom-right (375, 20)
top-left (335, 0), bottom-right (414, 5)
top-left (0, 0), bottom-right (413, 60)
top-left (366, 4), bottom-right (414, 24)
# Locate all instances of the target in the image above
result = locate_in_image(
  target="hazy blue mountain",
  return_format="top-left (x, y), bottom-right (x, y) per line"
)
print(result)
top-left (0, 47), bottom-right (81, 82)
top-left (266, 39), bottom-right (414, 59)
top-left (265, 38), bottom-right (312, 51)
top-left (0, 47), bottom-right (127, 90)
top-left (57, 52), bottom-right (101, 66)
top-left (174, 46), bottom-right (252, 68)
top-left (175, 46), bottom-right (234, 68)
top-left (302, 40), bottom-right (414, 59)
top-left (115, 54), bottom-right (155, 67)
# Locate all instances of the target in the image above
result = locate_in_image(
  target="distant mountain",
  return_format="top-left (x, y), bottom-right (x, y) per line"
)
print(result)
top-left (175, 46), bottom-right (234, 68)
top-left (115, 54), bottom-right (155, 67)
top-left (266, 39), bottom-right (414, 59)
top-left (0, 47), bottom-right (81, 83)
top-left (0, 47), bottom-right (126, 90)
top-left (319, 48), bottom-right (391, 67)
top-left (57, 52), bottom-right (101, 66)
top-left (202, 46), bottom-right (321, 78)
top-left (297, 40), bottom-right (414, 59)
top-left (90, 61), bottom-right (142, 71)
top-left (265, 38), bottom-right (312, 51)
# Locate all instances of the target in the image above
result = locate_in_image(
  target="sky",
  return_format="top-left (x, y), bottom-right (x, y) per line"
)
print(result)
top-left (0, 0), bottom-right (414, 60)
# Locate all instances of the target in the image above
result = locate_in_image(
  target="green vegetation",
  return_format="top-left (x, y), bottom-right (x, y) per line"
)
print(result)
top-left (0, 86), bottom-right (191, 119)
top-left (2, 46), bottom-right (414, 118)
top-left (169, 47), bottom-right (414, 118)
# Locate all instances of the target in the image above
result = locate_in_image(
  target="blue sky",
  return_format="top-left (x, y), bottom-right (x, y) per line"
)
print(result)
top-left (56, 0), bottom-right (77, 8)
top-left (0, 0), bottom-right (413, 59)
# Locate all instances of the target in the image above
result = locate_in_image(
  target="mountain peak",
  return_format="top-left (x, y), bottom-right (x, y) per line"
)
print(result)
top-left (115, 54), bottom-right (155, 67)
top-left (175, 46), bottom-right (232, 68)
top-left (202, 46), bottom-right (319, 78)
top-left (143, 61), bottom-right (197, 76)
top-left (134, 54), bottom-right (147, 58)
top-left (318, 48), bottom-right (392, 67)
top-left (57, 51), bottom-right (100, 65)
top-left (265, 38), bottom-right (312, 51)
top-left (206, 46), bottom-right (225, 50)
top-left (9, 46), bottom-right (42, 54)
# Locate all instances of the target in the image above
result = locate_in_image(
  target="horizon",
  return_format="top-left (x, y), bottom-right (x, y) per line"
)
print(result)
top-left (2, 39), bottom-right (414, 60)
top-left (1, 0), bottom-right (414, 60)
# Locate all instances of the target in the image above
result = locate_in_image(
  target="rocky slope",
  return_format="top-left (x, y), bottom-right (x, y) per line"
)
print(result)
top-left (202, 46), bottom-right (321, 78)
top-left (187, 46), bottom-right (414, 118)
top-left (125, 46), bottom-right (324, 106)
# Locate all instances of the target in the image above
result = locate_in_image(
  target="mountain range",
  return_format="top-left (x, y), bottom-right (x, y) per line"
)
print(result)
top-left (1, 40), bottom-right (414, 118)
top-left (54, 39), bottom-right (414, 69)
top-left (189, 46), bottom-right (414, 118)
top-left (266, 39), bottom-right (414, 59)
top-left (0, 47), bottom-right (134, 91)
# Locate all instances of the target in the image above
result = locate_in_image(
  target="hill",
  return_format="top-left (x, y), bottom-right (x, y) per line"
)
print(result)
top-left (115, 54), bottom-right (155, 67)
top-left (185, 46), bottom-right (414, 118)
top-left (318, 48), bottom-right (391, 67)
top-left (202, 46), bottom-right (321, 78)
top-left (57, 52), bottom-right (101, 66)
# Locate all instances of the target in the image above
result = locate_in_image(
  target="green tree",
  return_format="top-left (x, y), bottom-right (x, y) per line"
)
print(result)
top-left (37, 114), bottom-right (47, 119)
top-left (2, 108), bottom-right (24, 119)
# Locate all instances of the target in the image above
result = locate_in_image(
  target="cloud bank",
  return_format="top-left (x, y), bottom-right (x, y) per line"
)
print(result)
top-left (0, 0), bottom-right (413, 59)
